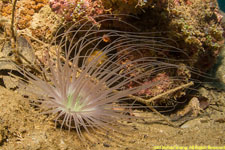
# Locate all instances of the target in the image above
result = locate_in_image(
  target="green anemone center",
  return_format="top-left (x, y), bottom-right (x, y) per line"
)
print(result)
top-left (66, 93), bottom-right (84, 112)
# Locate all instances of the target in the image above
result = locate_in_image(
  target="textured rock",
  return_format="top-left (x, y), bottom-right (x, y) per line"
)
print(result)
top-left (215, 46), bottom-right (225, 87)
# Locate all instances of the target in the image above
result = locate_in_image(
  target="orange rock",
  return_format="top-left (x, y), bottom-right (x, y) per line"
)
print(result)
top-left (1, 4), bottom-right (12, 16)
top-left (35, 0), bottom-right (48, 3)
top-left (34, 3), bottom-right (45, 12)
top-left (27, 9), bottom-right (35, 16)
top-left (17, 15), bottom-right (32, 29)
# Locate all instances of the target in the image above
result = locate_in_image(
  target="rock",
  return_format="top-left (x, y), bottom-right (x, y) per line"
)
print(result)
top-left (1, 36), bottom-right (35, 65)
top-left (215, 46), bottom-right (225, 88)
top-left (30, 5), bottom-right (62, 41)
top-left (180, 118), bottom-right (201, 129)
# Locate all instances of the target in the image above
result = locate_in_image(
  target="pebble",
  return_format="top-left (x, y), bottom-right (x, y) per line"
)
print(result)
top-left (215, 42), bottom-right (225, 89)
top-left (180, 118), bottom-right (201, 129)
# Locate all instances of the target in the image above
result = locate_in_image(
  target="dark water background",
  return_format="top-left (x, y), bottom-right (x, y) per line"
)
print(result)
top-left (217, 0), bottom-right (225, 12)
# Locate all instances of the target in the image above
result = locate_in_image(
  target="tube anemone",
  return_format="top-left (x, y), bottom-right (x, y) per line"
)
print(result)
top-left (19, 16), bottom-right (184, 139)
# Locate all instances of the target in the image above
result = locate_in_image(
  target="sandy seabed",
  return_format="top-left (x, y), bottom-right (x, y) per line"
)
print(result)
top-left (0, 85), bottom-right (224, 150)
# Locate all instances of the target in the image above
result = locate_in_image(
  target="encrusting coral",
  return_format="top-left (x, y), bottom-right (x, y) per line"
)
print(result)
top-left (0, 0), bottom-right (48, 29)
top-left (48, 0), bottom-right (224, 73)
top-left (49, 0), bottom-right (106, 22)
